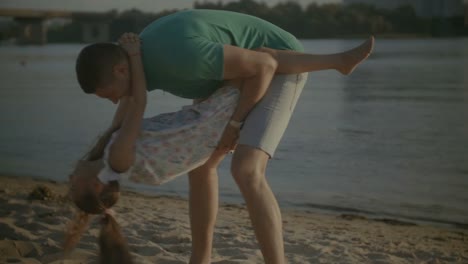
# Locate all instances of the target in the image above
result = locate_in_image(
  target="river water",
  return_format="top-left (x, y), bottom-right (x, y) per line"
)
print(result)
top-left (0, 38), bottom-right (467, 226)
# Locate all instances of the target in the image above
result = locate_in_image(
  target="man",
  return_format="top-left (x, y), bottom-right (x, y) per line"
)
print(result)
top-left (76, 9), bottom-right (373, 263)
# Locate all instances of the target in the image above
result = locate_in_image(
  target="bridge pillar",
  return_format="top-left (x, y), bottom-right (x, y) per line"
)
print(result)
top-left (14, 17), bottom-right (47, 45)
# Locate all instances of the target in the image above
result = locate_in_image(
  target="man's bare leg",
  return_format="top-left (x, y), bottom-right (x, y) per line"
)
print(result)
top-left (188, 150), bottom-right (226, 264)
top-left (257, 36), bottom-right (374, 75)
top-left (231, 145), bottom-right (284, 264)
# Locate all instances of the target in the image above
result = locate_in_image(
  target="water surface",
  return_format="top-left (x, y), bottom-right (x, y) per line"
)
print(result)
top-left (0, 38), bottom-right (467, 226)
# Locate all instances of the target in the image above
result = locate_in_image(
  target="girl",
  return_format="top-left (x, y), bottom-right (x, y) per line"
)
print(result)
top-left (65, 33), bottom-right (242, 263)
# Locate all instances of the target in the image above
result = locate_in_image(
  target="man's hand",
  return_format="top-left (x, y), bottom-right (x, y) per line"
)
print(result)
top-left (118, 32), bottom-right (141, 56)
top-left (217, 123), bottom-right (240, 153)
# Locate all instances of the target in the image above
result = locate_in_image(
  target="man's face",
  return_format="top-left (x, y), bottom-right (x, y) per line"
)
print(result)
top-left (95, 78), bottom-right (130, 104)
top-left (94, 61), bottom-right (131, 104)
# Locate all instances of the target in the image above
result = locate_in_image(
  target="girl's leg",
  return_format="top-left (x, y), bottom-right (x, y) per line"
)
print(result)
top-left (188, 150), bottom-right (226, 264)
top-left (257, 36), bottom-right (374, 75)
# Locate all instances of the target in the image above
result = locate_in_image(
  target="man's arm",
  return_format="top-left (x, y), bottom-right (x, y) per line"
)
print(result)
top-left (107, 97), bottom-right (129, 132)
top-left (108, 33), bottom-right (147, 172)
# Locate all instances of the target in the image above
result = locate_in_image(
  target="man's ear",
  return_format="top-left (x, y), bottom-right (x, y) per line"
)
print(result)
top-left (113, 61), bottom-right (130, 79)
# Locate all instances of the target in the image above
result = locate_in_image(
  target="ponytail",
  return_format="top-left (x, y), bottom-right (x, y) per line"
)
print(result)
top-left (99, 213), bottom-right (134, 264)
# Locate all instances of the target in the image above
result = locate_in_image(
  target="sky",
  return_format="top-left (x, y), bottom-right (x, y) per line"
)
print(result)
top-left (0, 0), bottom-right (343, 13)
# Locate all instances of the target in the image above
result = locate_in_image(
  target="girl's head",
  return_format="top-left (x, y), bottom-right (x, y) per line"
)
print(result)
top-left (64, 129), bottom-right (133, 263)
top-left (68, 160), bottom-right (120, 214)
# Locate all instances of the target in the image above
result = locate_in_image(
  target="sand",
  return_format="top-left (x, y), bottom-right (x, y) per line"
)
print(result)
top-left (0, 175), bottom-right (467, 264)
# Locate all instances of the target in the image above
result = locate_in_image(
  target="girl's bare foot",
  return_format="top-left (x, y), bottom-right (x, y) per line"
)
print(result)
top-left (338, 36), bottom-right (374, 75)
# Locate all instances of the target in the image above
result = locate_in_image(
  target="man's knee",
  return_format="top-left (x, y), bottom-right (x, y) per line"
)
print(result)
top-left (230, 145), bottom-right (269, 191)
top-left (231, 167), bottom-right (265, 193)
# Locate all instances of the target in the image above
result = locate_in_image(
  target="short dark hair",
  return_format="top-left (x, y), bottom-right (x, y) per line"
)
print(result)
top-left (75, 43), bottom-right (127, 94)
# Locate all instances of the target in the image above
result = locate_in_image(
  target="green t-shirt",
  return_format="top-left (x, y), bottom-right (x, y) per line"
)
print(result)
top-left (140, 9), bottom-right (303, 99)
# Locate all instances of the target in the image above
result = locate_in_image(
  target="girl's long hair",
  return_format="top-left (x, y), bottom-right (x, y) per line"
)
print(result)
top-left (64, 127), bottom-right (134, 264)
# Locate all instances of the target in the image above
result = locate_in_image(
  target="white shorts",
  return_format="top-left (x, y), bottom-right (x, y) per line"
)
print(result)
top-left (238, 73), bottom-right (308, 157)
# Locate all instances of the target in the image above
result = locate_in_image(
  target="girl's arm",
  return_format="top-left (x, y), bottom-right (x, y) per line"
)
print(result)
top-left (108, 33), bottom-right (147, 172)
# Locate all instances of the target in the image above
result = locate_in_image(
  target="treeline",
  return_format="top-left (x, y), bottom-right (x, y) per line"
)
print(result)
top-left (42, 0), bottom-right (468, 42)
top-left (194, 0), bottom-right (467, 38)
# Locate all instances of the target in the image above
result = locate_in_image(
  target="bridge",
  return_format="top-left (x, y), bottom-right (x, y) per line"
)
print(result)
top-left (0, 8), bottom-right (116, 45)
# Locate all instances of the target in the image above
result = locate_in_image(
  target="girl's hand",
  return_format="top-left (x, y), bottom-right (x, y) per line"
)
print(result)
top-left (117, 32), bottom-right (141, 56)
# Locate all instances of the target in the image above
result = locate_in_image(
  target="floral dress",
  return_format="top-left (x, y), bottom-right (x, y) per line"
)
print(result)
top-left (102, 86), bottom-right (239, 185)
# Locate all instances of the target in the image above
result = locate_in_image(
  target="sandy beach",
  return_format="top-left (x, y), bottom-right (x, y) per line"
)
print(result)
top-left (0, 175), bottom-right (467, 264)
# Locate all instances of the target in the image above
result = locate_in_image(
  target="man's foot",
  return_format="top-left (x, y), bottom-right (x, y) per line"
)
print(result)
top-left (337, 36), bottom-right (374, 75)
